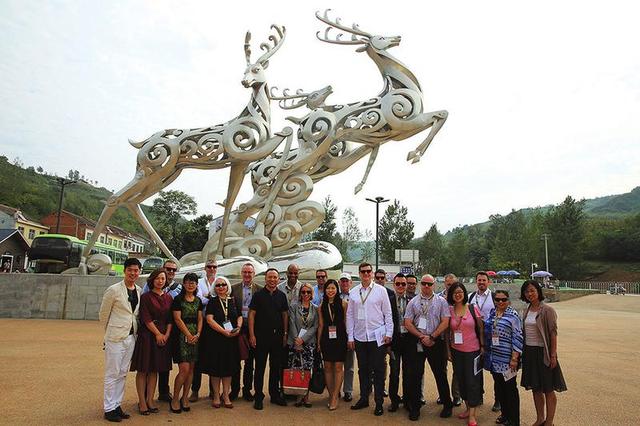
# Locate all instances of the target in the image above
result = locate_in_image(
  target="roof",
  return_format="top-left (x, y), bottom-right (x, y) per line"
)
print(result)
top-left (0, 228), bottom-right (30, 249)
top-left (0, 203), bottom-right (48, 229)
top-left (56, 210), bottom-right (150, 244)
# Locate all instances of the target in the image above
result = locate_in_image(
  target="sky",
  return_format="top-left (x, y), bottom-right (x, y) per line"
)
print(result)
top-left (1, 0), bottom-right (639, 239)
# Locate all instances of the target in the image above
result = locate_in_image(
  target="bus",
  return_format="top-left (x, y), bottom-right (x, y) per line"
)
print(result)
top-left (28, 234), bottom-right (129, 275)
top-left (140, 256), bottom-right (165, 274)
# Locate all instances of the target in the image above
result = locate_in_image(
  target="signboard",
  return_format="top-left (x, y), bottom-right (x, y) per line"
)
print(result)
top-left (400, 265), bottom-right (414, 275)
top-left (395, 249), bottom-right (419, 263)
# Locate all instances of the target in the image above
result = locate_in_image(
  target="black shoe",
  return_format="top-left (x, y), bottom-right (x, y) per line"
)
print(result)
top-left (420, 399), bottom-right (426, 405)
top-left (453, 397), bottom-right (463, 406)
top-left (440, 405), bottom-right (453, 418)
top-left (169, 402), bottom-right (182, 414)
top-left (158, 393), bottom-right (172, 402)
top-left (436, 397), bottom-right (443, 405)
top-left (388, 402), bottom-right (399, 412)
top-left (104, 410), bottom-right (122, 422)
top-left (253, 399), bottom-right (263, 410)
top-left (383, 390), bottom-right (389, 397)
top-left (243, 391), bottom-right (255, 402)
top-left (492, 401), bottom-right (501, 412)
top-left (496, 415), bottom-right (507, 424)
top-left (270, 397), bottom-right (287, 406)
top-left (180, 401), bottom-right (191, 412)
top-left (351, 399), bottom-right (369, 410)
top-left (409, 410), bottom-right (420, 421)
top-left (343, 393), bottom-right (352, 402)
top-left (114, 406), bottom-right (130, 419)
top-left (229, 392), bottom-right (238, 401)
top-left (374, 404), bottom-right (384, 416)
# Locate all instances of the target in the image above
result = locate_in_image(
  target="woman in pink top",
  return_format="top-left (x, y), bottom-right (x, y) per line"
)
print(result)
top-left (447, 282), bottom-right (484, 426)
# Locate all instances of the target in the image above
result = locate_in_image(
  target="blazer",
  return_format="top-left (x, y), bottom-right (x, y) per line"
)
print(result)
top-left (287, 302), bottom-right (319, 347)
top-left (99, 280), bottom-right (142, 342)
top-left (522, 302), bottom-right (558, 367)
top-left (231, 280), bottom-right (263, 307)
top-left (387, 287), bottom-right (400, 348)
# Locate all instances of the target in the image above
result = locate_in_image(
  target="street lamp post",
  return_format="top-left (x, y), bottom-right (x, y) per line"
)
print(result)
top-left (366, 196), bottom-right (389, 271)
top-left (541, 233), bottom-right (550, 273)
top-left (55, 177), bottom-right (77, 233)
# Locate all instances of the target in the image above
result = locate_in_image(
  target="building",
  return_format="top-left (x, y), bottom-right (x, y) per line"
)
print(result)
top-left (40, 210), bottom-right (151, 254)
top-left (0, 204), bottom-right (50, 245)
top-left (0, 229), bottom-right (30, 272)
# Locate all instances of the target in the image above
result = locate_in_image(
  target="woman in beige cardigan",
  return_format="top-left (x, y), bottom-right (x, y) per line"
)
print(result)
top-left (520, 280), bottom-right (567, 426)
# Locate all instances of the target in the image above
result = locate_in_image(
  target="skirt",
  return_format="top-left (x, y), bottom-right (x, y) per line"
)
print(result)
top-left (521, 345), bottom-right (567, 393)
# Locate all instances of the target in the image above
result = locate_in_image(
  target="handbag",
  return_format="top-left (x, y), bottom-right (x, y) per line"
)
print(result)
top-left (238, 333), bottom-right (250, 361)
top-left (283, 353), bottom-right (311, 395)
top-left (309, 352), bottom-right (326, 394)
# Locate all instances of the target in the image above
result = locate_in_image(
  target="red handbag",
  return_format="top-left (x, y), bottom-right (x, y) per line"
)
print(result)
top-left (283, 354), bottom-right (311, 395)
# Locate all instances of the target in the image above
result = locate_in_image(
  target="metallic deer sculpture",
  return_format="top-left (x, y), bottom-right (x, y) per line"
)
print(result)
top-left (78, 26), bottom-right (288, 272)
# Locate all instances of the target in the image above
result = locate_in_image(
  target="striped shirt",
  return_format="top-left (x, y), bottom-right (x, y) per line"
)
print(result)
top-left (484, 306), bottom-right (524, 373)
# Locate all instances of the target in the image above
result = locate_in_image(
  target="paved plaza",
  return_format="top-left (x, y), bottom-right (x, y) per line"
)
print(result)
top-left (1, 294), bottom-right (639, 425)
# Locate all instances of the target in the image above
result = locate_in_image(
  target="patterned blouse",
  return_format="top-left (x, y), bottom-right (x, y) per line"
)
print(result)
top-left (484, 306), bottom-right (524, 373)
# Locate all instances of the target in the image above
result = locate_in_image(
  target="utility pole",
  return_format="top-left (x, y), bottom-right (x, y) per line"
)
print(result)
top-left (55, 177), bottom-right (77, 233)
top-left (541, 233), bottom-right (550, 272)
top-left (366, 196), bottom-right (389, 271)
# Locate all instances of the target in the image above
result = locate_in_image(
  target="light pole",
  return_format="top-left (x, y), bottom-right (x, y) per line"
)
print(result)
top-left (55, 177), bottom-right (77, 233)
top-left (366, 196), bottom-right (389, 271)
top-left (541, 233), bottom-right (550, 272)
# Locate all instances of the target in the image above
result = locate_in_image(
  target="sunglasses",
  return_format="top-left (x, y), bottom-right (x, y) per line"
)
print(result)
top-left (165, 267), bottom-right (177, 272)
top-left (360, 269), bottom-right (373, 274)
top-left (316, 275), bottom-right (327, 279)
top-left (395, 282), bottom-right (407, 287)
top-left (420, 281), bottom-right (435, 286)
top-left (300, 291), bottom-right (312, 295)
top-left (375, 276), bottom-right (386, 280)
top-left (214, 283), bottom-right (227, 288)
top-left (494, 297), bottom-right (509, 302)
top-left (206, 265), bottom-right (218, 269)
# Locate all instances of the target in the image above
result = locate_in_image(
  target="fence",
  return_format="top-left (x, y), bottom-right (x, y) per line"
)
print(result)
top-left (558, 281), bottom-right (640, 295)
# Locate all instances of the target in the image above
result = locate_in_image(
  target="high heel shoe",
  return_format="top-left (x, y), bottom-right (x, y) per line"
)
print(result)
top-left (169, 401), bottom-right (182, 414)
top-left (212, 400), bottom-right (221, 409)
top-left (180, 401), bottom-right (191, 412)
top-left (137, 404), bottom-right (150, 416)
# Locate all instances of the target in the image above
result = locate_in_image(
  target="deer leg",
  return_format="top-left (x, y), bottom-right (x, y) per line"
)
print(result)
top-left (212, 162), bottom-right (246, 259)
top-left (126, 203), bottom-right (177, 263)
top-left (354, 145), bottom-right (378, 194)
top-left (79, 202), bottom-right (119, 274)
top-left (406, 110), bottom-right (448, 164)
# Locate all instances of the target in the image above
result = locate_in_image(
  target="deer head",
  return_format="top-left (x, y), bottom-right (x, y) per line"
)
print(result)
top-left (315, 9), bottom-right (401, 53)
top-left (242, 25), bottom-right (286, 88)
top-left (269, 85), bottom-right (333, 110)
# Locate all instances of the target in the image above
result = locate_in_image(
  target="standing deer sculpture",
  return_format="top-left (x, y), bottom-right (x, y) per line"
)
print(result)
top-left (197, 9), bottom-right (449, 261)
top-left (78, 25), bottom-right (289, 273)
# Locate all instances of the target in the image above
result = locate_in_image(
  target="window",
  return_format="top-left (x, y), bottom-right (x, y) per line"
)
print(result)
top-left (18, 226), bottom-right (25, 234)
top-left (28, 229), bottom-right (35, 240)
top-left (86, 232), bottom-right (92, 239)
top-left (99, 236), bottom-right (105, 243)
top-left (107, 238), bottom-right (112, 245)
top-left (39, 231), bottom-right (45, 235)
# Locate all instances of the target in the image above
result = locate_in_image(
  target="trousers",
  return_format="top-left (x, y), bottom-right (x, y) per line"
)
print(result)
top-left (354, 340), bottom-right (386, 405)
top-left (253, 333), bottom-right (284, 401)
top-left (343, 348), bottom-right (355, 395)
top-left (104, 335), bottom-right (135, 412)
top-left (492, 371), bottom-right (520, 425)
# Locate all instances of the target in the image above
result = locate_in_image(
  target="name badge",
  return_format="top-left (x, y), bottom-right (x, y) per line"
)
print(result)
top-left (223, 321), bottom-right (233, 331)
top-left (400, 325), bottom-right (407, 333)
top-left (492, 333), bottom-right (500, 346)
top-left (298, 328), bottom-right (307, 338)
top-left (454, 330), bottom-right (463, 345)
top-left (357, 307), bottom-right (365, 320)
top-left (418, 316), bottom-right (427, 330)
top-left (242, 307), bottom-right (249, 318)
top-left (417, 342), bottom-right (424, 352)
top-left (328, 326), bottom-right (337, 339)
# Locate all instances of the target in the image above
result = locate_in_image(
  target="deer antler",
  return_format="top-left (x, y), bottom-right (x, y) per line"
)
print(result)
top-left (315, 9), bottom-right (370, 45)
top-left (255, 25), bottom-right (286, 65)
top-left (269, 87), bottom-right (309, 110)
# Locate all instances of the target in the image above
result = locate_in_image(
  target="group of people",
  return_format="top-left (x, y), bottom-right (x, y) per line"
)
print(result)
top-left (99, 258), bottom-right (567, 425)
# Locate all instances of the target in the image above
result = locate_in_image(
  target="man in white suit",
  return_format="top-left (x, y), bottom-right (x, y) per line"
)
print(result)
top-left (99, 258), bottom-right (142, 422)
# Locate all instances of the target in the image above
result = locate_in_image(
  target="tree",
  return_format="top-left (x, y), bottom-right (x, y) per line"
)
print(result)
top-left (360, 229), bottom-right (375, 263)
top-left (311, 196), bottom-right (341, 247)
top-left (36, 166), bottom-right (43, 173)
top-left (544, 196), bottom-right (586, 278)
top-left (417, 224), bottom-right (445, 275)
top-left (379, 199), bottom-right (415, 263)
top-left (150, 190), bottom-right (198, 257)
top-left (340, 207), bottom-right (362, 261)
top-left (444, 226), bottom-right (472, 276)
top-left (181, 214), bottom-right (214, 254)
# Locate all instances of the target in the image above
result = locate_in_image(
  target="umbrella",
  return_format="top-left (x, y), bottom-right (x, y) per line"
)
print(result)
top-left (496, 270), bottom-right (507, 275)
top-left (531, 270), bottom-right (553, 278)
top-left (486, 271), bottom-right (497, 277)
top-left (506, 270), bottom-right (520, 276)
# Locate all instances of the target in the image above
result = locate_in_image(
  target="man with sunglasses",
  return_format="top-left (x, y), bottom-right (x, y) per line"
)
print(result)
top-left (346, 263), bottom-right (394, 416)
top-left (403, 274), bottom-right (453, 421)
top-left (312, 269), bottom-right (328, 305)
top-left (406, 274), bottom-right (418, 299)
top-left (189, 259), bottom-right (218, 402)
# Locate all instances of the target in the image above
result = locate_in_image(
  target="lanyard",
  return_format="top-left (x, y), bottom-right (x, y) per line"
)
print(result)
top-left (475, 291), bottom-right (490, 312)
top-left (493, 310), bottom-right (504, 332)
top-left (420, 294), bottom-right (434, 317)
top-left (219, 297), bottom-right (229, 321)
top-left (397, 295), bottom-right (406, 317)
top-left (328, 302), bottom-right (335, 324)
top-left (452, 305), bottom-right (467, 331)
top-left (359, 284), bottom-right (373, 305)
top-left (300, 306), bottom-right (310, 328)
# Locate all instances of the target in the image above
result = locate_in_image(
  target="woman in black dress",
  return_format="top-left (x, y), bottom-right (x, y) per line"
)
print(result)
top-left (317, 279), bottom-right (347, 410)
top-left (170, 273), bottom-right (203, 413)
top-left (199, 276), bottom-right (241, 408)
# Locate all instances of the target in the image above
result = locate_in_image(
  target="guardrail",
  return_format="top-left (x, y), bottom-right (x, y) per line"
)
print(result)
top-left (558, 281), bottom-right (640, 295)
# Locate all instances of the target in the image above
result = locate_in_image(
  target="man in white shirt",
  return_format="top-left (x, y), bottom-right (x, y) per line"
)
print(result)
top-left (346, 262), bottom-right (393, 416)
top-left (99, 258), bottom-right (142, 422)
top-left (339, 273), bottom-right (355, 402)
top-left (190, 259), bottom-right (218, 402)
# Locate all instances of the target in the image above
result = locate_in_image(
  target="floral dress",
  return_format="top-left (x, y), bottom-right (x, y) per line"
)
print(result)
top-left (171, 294), bottom-right (203, 363)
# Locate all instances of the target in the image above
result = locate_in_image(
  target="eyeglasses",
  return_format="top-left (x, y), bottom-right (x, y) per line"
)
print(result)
top-left (214, 283), bottom-right (227, 288)
top-left (206, 265), bottom-right (218, 269)
top-left (360, 269), bottom-right (373, 274)
top-left (300, 291), bottom-right (312, 295)
top-left (420, 281), bottom-right (435, 286)
top-left (494, 297), bottom-right (509, 302)
top-left (165, 267), bottom-right (177, 272)
top-left (316, 275), bottom-right (327, 279)
top-left (395, 282), bottom-right (407, 287)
